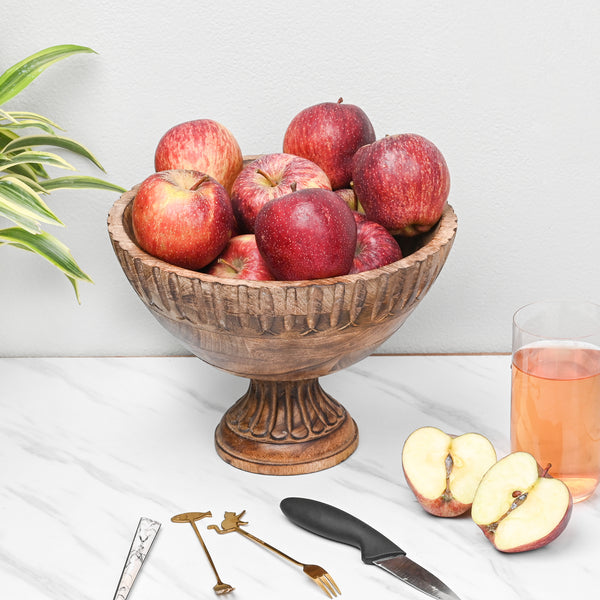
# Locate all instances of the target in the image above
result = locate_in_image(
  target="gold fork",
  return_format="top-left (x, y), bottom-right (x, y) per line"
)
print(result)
top-left (208, 510), bottom-right (341, 598)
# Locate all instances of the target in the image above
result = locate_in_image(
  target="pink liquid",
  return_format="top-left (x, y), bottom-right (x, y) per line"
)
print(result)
top-left (511, 343), bottom-right (600, 502)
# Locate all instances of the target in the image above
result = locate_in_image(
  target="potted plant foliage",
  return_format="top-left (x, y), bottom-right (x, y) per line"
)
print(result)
top-left (0, 44), bottom-right (125, 301)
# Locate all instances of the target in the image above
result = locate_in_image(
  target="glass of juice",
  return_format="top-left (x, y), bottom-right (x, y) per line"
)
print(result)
top-left (511, 300), bottom-right (600, 502)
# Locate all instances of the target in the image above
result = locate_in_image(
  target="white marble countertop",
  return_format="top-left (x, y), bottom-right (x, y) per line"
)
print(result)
top-left (1, 355), bottom-right (598, 600)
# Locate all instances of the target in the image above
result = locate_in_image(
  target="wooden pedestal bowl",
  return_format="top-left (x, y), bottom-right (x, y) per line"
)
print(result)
top-left (107, 185), bottom-right (457, 475)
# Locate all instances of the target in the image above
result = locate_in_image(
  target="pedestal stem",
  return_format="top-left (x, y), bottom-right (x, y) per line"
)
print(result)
top-left (214, 378), bottom-right (358, 475)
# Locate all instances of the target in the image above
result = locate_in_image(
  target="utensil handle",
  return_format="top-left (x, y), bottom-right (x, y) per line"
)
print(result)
top-left (113, 517), bottom-right (161, 600)
top-left (280, 497), bottom-right (405, 564)
top-left (235, 528), bottom-right (302, 567)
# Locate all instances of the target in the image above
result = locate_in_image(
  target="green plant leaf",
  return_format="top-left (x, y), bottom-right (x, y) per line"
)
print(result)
top-left (42, 175), bottom-right (126, 193)
top-left (0, 109), bottom-right (17, 123)
top-left (1, 110), bottom-right (62, 129)
top-left (0, 44), bottom-right (96, 106)
top-left (0, 110), bottom-right (60, 134)
top-left (0, 226), bottom-right (92, 302)
top-left (3, 173), bottom-right (47, 193)
top-left (0, 202), bottom-right (43, 232)
top-left (1, 119), bottom-right (57, 134)
top-left (0, 150), bottom-right (76, 171)
top-left (0, 176), bottom-right (63, 230)
top-left (2, 161), bottom-right (41, 182)
top-left (0, 44), bottom-right (121, 303)
top-left (1, 134), bottom-right (105, 171)
top-left (0, 128), bottom-right (18, 147)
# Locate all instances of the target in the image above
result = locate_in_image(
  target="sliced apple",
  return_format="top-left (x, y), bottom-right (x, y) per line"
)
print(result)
top-left (471, 451), bottom-right (573, 552)
top-left (402, 426), bottom-right (497, 517)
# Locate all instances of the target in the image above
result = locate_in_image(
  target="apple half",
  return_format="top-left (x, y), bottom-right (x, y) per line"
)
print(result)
top-left (471, 451), bottom-right (573, 552)
top-left (402, 426), bottom-right (497, 517)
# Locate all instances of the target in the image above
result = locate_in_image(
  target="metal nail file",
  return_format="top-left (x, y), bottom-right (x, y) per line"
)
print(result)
top-left (280, 497), bottom-right (461, 600)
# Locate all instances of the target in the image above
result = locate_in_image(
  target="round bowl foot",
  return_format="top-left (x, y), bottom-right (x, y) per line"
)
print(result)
top-left (214, 378), bottom-right (359, 475)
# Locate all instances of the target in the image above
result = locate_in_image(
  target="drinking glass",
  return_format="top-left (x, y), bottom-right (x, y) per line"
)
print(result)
top-left (511, 300), bottom-right (600, 502)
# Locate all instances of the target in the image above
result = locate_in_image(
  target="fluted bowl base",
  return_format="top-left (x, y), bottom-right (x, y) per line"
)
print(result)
top-left (214, 378), bottom-right (359, 474)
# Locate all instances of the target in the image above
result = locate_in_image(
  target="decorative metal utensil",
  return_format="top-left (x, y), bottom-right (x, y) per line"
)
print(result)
top-left (171, 511), bottom-right (234, 595)
top-left (209, 510), bottom-right (340, 598)
top-left (113, 517), bottom-right (161, 600)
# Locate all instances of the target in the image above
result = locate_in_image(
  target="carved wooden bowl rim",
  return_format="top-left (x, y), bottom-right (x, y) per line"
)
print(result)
top-left (108, 184), bottom-right (458, 293)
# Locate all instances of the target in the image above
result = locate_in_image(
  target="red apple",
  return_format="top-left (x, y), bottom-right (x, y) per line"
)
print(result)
top-left (132, 170), bottom-right (234, 271)
top-left (154, 119), bottom-right (243, 193)
top-left (283, 98), bottom-right (376, 190)
top-left (255, 188), bottom-right (357, 281)
top-left (207, 234), bottom-right (275, 281)
top-left (352, 134), bottom-right (450, 236)
top-left (334, 187), bottom-right (357, 211)
top-left (471, 452), bottom-right (573, 552)
top-left (230, 153), bottom-right (331, 233)
top-left (402, 426), bottom-right (497, 517)
top-left (350, 212), bottom-right (403, 274)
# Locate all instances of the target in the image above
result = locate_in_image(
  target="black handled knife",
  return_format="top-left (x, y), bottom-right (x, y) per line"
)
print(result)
top-left (280, 497), bottom-right (461, 600)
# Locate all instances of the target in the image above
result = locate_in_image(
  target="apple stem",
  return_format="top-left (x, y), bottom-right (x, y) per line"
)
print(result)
top-left (290, 182), bottom-right (297, 192)
top-left (218, 258), bottom-right (241, 274)
top-left (337, 97), bottom-right (344, 104)
top-left (542, 463), bottom-right (552, 478)
top-left (189, 175), bottom-right (210, 191)
top-left (256, 168), bottom-right (276, 187)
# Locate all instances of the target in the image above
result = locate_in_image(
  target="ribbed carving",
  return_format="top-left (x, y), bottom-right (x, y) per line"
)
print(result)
top-left (225, 379), bottom-right (345, 442)
top-left (108, 190), bottom-right (456, 375)
top-left (123, 263), bottom-right (441, 335)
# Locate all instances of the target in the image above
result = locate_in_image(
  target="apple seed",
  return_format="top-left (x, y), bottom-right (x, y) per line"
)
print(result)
top-left (510, 492), bottom-right (528, 511)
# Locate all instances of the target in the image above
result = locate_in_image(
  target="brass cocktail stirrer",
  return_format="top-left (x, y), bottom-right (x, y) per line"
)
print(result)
top-left (209, 510), bottom-right (341, 598)
top-left (171, 512), bottom-right (234, 595)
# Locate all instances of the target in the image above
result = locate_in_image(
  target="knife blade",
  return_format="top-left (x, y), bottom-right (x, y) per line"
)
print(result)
top-left (280, 497), bottom-right (461, 600)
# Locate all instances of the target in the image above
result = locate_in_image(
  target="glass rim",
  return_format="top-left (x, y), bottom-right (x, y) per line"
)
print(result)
top-left (513, 299), bottom-right (600, 341)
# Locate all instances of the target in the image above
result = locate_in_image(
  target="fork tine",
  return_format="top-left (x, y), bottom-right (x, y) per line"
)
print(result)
top-left (303, 565), bottom-right (340, 597)
top-left (230, 522), bottom-right (340, 597)
top-left (322, 573), bottom-right (341, 597)
top-left (313, 576), bottom-right (334, 598)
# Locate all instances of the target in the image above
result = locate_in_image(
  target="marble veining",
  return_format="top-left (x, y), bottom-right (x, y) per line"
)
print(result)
top-left (113, 517), bottom-right (161, 600)
top-left (0, 355), bottom-right (598, 599)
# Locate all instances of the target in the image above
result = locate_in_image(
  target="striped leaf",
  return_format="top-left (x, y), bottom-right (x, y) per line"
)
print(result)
top-left (2, 173), bottom-right (47, 193)
top-left (0, 150), bottom-right (75, 171)
top-left (42, 175), bottom-right (126, 193)
top-left (0, 45), bottom-right (96, 106)
top-left (0, 200), bottom-right (43, 232)
top-left (0, 227), bottom-right (92, 302)
top-left (1, 134), bottom-right (105, 171)
top-left (2, 161), bottom-right (41, 182)
top-left (0, 176), bottom-right (63, 229)
top-left (0, 109), bottom-right (17, 123)
top-left (1, 110), bottom-right (62, 129)
top-left (1, 119), bottom-right (57, 135)
top-left (0, 128), bottom-right (18, 146)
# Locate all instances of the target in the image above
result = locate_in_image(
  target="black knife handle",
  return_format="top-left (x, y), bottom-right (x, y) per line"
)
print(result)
top-left (280, 497), bottom-right (405, 564)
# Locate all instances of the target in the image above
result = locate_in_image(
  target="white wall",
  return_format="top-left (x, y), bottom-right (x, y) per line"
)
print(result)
top-left (2, 0), bottom-right (599, 357)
